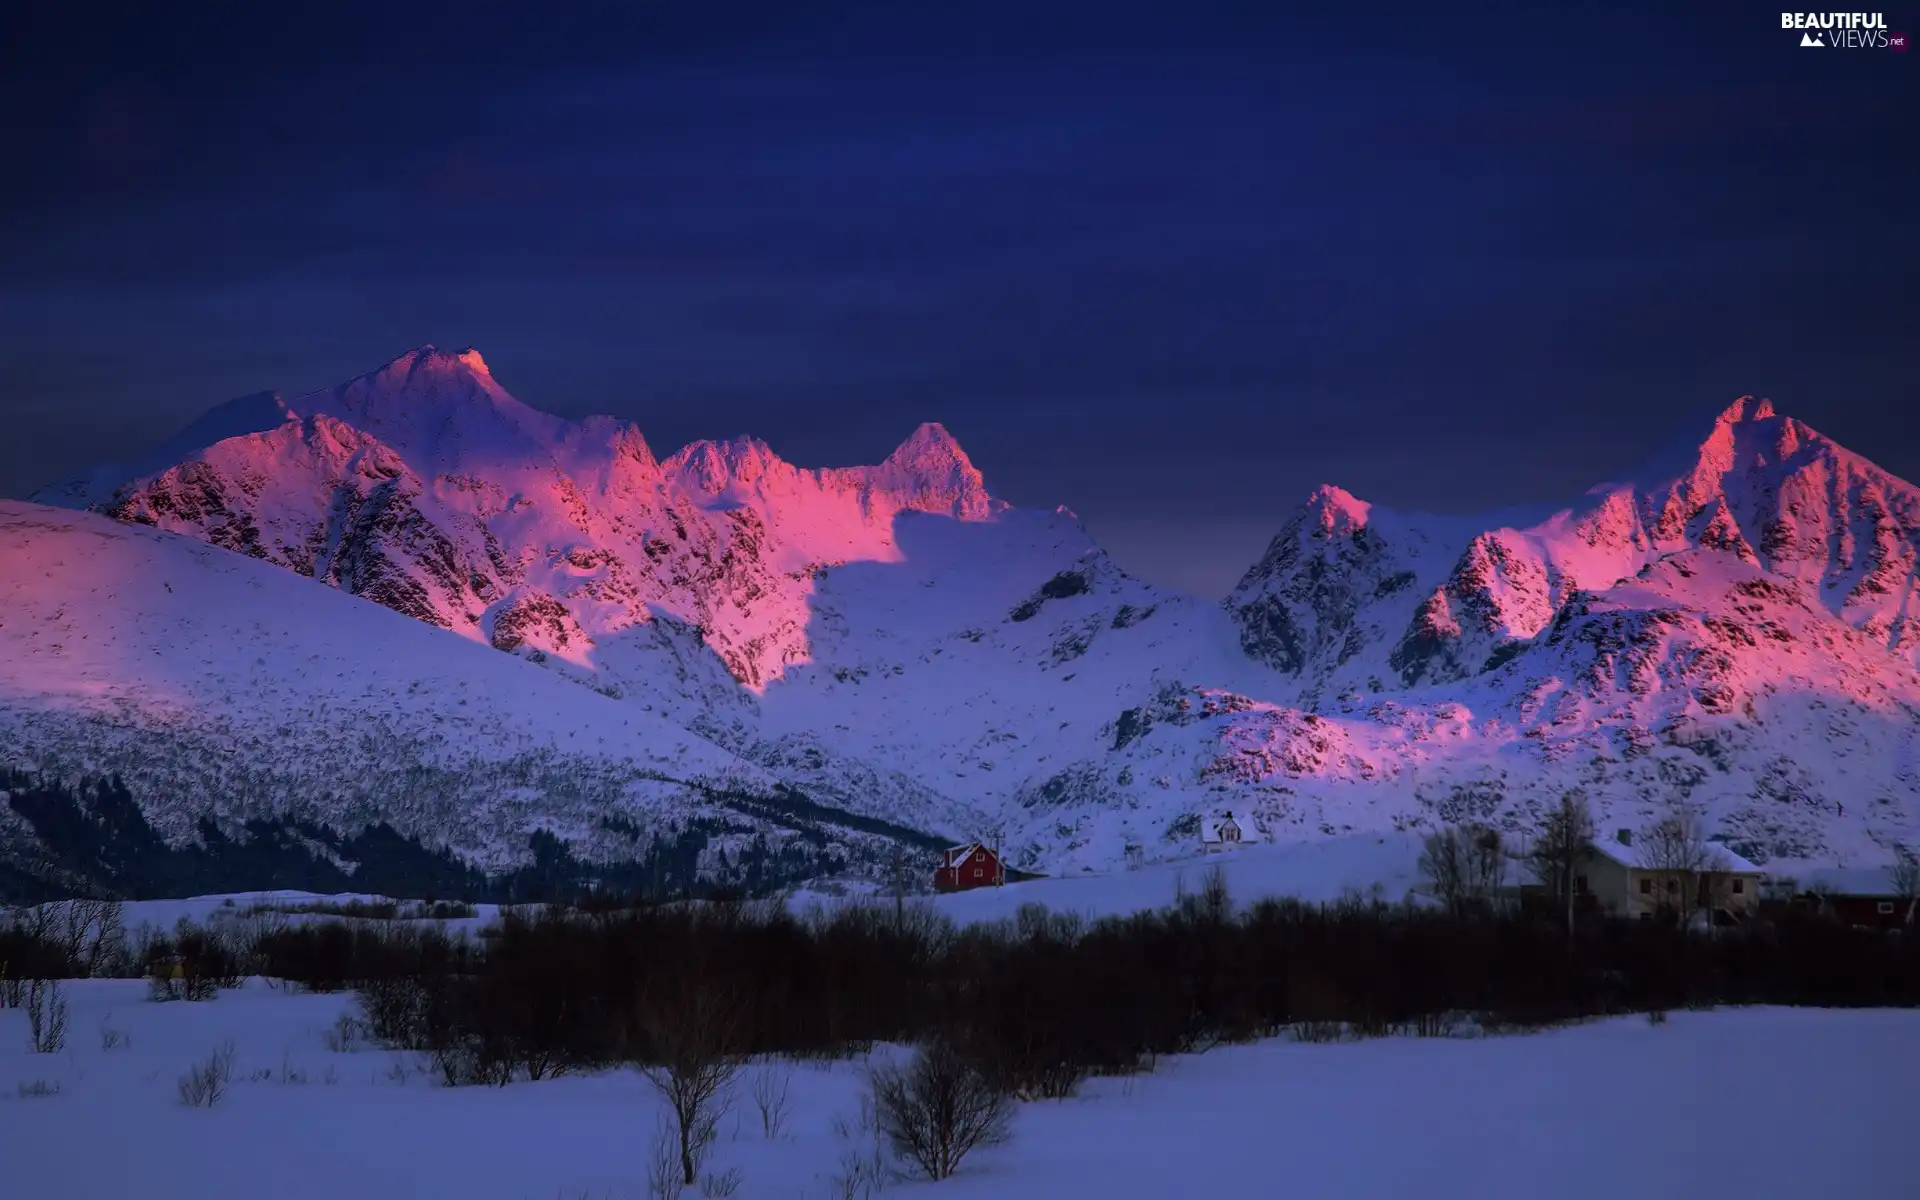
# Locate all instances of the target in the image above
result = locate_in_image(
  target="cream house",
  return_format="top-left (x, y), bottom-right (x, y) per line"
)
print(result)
top-left (1575, 830), bottom-right (1765, 923)
top-left (1201, 813), bottom-right (1250, 854)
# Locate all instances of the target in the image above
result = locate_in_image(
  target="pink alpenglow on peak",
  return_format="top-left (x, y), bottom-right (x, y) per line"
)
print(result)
top-left (870, 422), bottom-right (997, 520)
top-left (13, 365), bottom-right (1920, 879)
top-left (1301, 484), bottom-right (1372, 537)
top-left (1715, 395), bottom-right (1778, 425)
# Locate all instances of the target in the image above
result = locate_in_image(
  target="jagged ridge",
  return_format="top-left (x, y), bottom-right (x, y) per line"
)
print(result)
top-left (13, 361), bottom-right (1920, 883)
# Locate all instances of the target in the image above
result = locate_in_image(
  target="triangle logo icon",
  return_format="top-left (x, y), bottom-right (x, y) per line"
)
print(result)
top-left (1800, 31), bottom-right (1823, 46)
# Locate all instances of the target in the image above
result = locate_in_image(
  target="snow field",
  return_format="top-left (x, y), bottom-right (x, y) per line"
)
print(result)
top-left (1, 978), bottom-right (1912, 1199)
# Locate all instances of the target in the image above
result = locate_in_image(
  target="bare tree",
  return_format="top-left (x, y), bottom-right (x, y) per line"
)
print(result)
top-left (869, 1039), bottom-right (1013, 1182)
top-left (887, 846), bottom-right (914, 928)
top-left (1889, 844), bottom-right (1920, 903)
top-left (50, 898), bottom-right (125, 976)
top-left (1641, 803), bottom-right (1712, 931)
top-left (632, 979), bottom-right (747, 1187)
top-left (26, 979), bottom-right (69, 1053)
top-left (1420, 823), bottom-right (1507, 917)
top-left (1528, 790), bottom-right (1595, 936)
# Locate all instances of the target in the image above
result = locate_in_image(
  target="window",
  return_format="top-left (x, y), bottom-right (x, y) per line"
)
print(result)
top-left (973, 867), bottom-right (984, 881)
top-left (1732, 879), bottom-right (1744, 895)
top-left (1879, 901), bottom-right (1896, 915)
top-left (1639, 878), bottom-right (1652, 895)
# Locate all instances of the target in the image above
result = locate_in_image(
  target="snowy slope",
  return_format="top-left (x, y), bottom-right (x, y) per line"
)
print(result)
top-left (0, 502), bottom-right (916, 878)
top-left (16, 350), bottom-right (1920, 882)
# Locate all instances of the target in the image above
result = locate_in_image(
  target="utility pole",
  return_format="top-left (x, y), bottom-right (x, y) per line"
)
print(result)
top-left (889, 845), bottom-right (907, 926)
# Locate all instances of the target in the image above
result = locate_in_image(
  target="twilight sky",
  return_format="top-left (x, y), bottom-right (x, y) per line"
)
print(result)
top-left (2, 1), bottom-right (1914, 596)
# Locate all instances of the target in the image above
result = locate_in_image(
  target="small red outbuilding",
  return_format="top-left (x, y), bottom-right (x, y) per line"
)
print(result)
top-left (934, 843), bottom-right (1004, 892)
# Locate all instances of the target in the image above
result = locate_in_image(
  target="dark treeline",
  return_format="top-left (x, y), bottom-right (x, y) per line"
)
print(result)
top-left (0, 770), bottom-right (913, 905)
top-left (237, 876), bottom-right (1920, 1095)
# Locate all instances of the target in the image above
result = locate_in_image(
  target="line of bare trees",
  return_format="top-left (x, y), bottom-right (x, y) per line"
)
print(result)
top-left (9, 870), bottom-right (1914, 1183)
top-left (208, 873), bottom-right (1915, 1104)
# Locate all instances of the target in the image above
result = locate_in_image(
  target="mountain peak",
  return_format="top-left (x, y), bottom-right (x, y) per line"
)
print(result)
top-left (867, 422), bottom-right (995, 520)
top-left (884, 422), bottom-right (972, 471)
top-left (1715, 395), bottom-right (1777, 426)
top-left (1301, 484), bottom-right (1371, 536)
top-left (367, 344), bottom-right (495, 385)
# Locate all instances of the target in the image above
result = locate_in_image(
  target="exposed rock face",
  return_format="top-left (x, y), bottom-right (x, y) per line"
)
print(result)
top-left (63, 347), bottom-right (1006, 697)
top-left (1229, 396), bottom-right (1920, 701)
top-left (22, 364), bottom-right (1920, 876)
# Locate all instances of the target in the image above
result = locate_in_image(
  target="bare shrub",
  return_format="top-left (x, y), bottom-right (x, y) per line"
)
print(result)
top-left (632, 980), bottom-right (746, 1187)
top-left (358, 976), bottom-right (432, 1047)
top-left (323, 1013), bottom-right (364, 1053)
top-left (750, 1064), bottom-right (792, 1137)
top-left (26, 979), bottom-right (69, 1053)
top-left (1646, 1008), bottom-right (1670, 1026)
top-left (644, 1114), bottom-right (681, 1200)
top-left (428, 1032), bottom-right (514, 1088)
top-left (700, 1166), bottom-right (743, 1198)
top-left (1403, 1010), bottom-right (1464, 1038)
top-left (1292, 1018), bottom-right (1345, 1044)
top-left (16, 1079), bottom-right (61, 1099)
top-left (178, 1040), bottom-right (237, 1108)
top-left (869, 1040), bottom-right (1013, 1182)
top-left (100, 1019), bottom-right (129, 1051)
top-left (824, 1093), bottom-right (891, 1200)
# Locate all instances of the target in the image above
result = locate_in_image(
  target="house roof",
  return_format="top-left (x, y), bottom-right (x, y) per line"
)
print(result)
top-left (1200, 814), bottom-right (1254, 843)
top-left (942, 843), bottom-right (993, 867)
top-left (1587, 839), bottom-right (1763, 874)
top-left (1797, 866), bottom-right (1911, 897)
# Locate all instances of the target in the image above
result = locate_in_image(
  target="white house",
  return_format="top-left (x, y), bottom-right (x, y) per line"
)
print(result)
top-left (1201, 812), bottom-right (1256, 854)
top-left (1576, 831), bottom-right (1765, 922)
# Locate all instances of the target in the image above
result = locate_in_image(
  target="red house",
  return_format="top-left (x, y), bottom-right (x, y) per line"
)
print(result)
top-left (1799, 867), bottom-right (1917, 931)
top-left (934, 843), bottom-right (1004, 892)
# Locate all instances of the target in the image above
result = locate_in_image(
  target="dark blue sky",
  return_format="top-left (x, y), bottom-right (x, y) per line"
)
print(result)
top-left (3, 1), bottom-right (1914, 594)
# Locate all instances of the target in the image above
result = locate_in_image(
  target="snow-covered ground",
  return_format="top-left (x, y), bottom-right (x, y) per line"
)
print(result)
top-left (111, 891), bottom-right (510, 940)
top-left (919, 834), bottom-right (1427, 926)
top-left (1, 980), bottom-right (1910, 1199)
top-left (101, 836), bottom-right (1424, 939)
top-left (88, 827), bottom-right (1873, 942)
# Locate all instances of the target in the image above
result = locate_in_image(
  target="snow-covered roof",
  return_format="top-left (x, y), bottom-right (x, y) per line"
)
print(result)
top-left (1587, 838), bottom-right (1763, 874)
top-left (1795, 866), bottom-right (1910, 897)
top-left (943, 843), bottom-right (988, 866)
top-left (1201, 814), bottom-right (1256, 843)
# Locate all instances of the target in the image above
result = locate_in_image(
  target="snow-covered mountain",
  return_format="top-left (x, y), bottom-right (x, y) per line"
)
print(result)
top-left (10, 349), bottom-right (1919, 889)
